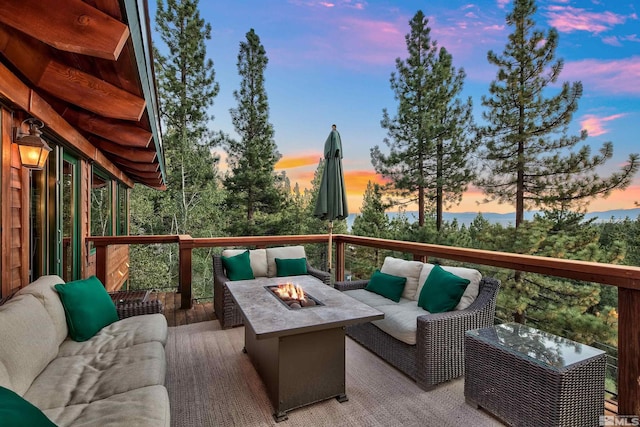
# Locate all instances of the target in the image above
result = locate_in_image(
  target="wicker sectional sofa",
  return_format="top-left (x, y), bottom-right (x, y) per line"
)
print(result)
top-left (213, 246), bottom-right (330, 329)
top-left (0, 275), bottom-right (169, 426)
top-left (335, 257), bottom-right (500, 390)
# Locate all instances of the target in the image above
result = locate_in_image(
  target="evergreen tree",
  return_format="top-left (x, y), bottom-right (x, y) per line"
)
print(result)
top-left (352, 181), bottom-right (391, 275)
top-left (476, 0), bottom-right (638, 324)
top-left (371, 10), bottom-right (476, 230)
top-left (352, 181), bottom-right (391, 239)
top-left (129, 0), bottom-right (222, 294)
top-left (224, 29), bottom-right (283, 236)
top-left (476, 0), bottom-right (638, 227)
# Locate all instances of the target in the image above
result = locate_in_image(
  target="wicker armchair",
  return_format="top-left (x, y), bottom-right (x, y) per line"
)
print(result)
top-left (213, 255), bottom-right (331, 329)
top-left (334, 277), bottom-right (500, 390)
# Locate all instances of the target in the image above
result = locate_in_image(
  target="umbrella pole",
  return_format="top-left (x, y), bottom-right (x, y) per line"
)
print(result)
top-left (328, 221), bottom-right (333, 275)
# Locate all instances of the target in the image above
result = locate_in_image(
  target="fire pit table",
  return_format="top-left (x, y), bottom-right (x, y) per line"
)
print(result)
top-left (226, 275), bottom-right (384, 422)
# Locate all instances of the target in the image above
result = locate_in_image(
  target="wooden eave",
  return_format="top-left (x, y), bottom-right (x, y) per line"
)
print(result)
top-left (0, 0), bottom-right (165, 189)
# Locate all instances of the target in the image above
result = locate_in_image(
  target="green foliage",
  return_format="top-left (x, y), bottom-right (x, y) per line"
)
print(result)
top-left (224, 29), bottom-right (284, 236)
top-left (372, 10), bottom-right (476, 229)
top-left (129, 0), bottom-right (223, 293)
top-left (476, 0), bottom-right (639, 226)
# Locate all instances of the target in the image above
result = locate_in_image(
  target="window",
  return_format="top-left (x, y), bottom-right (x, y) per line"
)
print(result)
top-left (91, 168), bottom-right (111, 238)
top-left (116, 184), bottom-right (128, 236)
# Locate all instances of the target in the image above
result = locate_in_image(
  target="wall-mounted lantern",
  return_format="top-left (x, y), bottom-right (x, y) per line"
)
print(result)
top-left (14, 118), bottom-right (51, 170)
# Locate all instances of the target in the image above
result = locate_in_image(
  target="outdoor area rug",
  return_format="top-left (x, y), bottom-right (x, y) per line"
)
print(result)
top-left (165, 320), bottom-right (505, 427)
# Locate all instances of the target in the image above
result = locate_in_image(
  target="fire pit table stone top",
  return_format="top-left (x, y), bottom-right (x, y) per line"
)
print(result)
top-left (226, 275), bottom-right (384, 340)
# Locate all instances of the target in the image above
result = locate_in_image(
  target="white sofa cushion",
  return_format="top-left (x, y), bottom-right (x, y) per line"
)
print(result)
top-left (42, 385), bottom-right (170, 427)
top-left (0, 294), bottom-right (59, 394)
top-left (371, 301), bottom-right (428, 345)
top-left (344, 289), bottom-right (424, 345)
top-left (380, 257), bottom-right (425, 300)
top-left (417, 263), bottom-right (482, 310)
top-left (24, 342), bottom-right (166, 409)
top-left (58, 313), bottom-right (168, 357)
top-left (222, 249), bottom-right (268, 277)
top-left (16, 275), bottom-right (67, 345)
top-left (266, 246), bottom-right (306, 278)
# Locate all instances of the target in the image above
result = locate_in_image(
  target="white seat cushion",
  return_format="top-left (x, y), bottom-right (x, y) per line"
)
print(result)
top-left (58, 313), bottom-right (168, 357)
top-left (42, 385), bottom-right (170, 427)
top-left (371, 300), bottom-right (427, 345)
top-left (417, 264), bottom-right (482, 310)
top-left (380, 256), bottom-right (425, 300)
top-left (345, 289), bottom-right (423, 345)
top-left (25, 342), bottom-right (166, 409)
top-left (222, 249), bottom-right (268, 277)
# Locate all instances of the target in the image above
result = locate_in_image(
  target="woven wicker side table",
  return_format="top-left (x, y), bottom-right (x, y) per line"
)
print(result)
top-left (109, 290), bottom-right (163, 319)
top-left (465, 323), bottom-right (606, 427)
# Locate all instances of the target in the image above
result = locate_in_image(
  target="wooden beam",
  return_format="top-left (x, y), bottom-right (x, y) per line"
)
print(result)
top-left (62, 108), bottom-right (152, 148)
top-left (91, 136), bottom-right (156, 163)
top-left (0, 0), bottom-right (129, 60)
top-left (110, 156), bottom-right (159, 172)
top-left (0, 63), bottom-right (30, 110)
top-left (0, 25), bottom-right (145, 121)
top-left (121, 168), bottom-right (161, 180)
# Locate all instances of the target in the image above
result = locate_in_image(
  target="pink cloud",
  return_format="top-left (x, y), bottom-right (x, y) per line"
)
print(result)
top-left (319, 2), bottom-right (335, 7)
top-left (580, 114), bottom-right (626, 137)
top-left (545, 6), bottom-right (627, 34)
top-left (496, 0), bottom-right (510, 9)
top-left (563, 57), bottom-right (640, 95)
top-left (602, 36), bottom-right (622, 46)
top-left (321, 16), bottom-right (406, 66)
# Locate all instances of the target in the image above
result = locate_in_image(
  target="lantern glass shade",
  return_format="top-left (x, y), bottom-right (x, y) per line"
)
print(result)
top-left (15, 119), bottom-right (51, 170)
top-left (18, 138), bottom-right (52, 169)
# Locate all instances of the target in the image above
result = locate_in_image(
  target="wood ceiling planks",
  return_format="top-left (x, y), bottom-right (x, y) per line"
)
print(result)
top-left (0, 0), bottom-right (164, 189)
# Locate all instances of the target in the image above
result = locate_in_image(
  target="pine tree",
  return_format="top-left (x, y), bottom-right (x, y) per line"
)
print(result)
top-left (477, 0), bottom-right (638, 324)
top-left (371, 10), bottom-right (476, 230)
top-left (129, 0), bottom-right (222, 294)
top-left (477, 0), bottom-right (638, 227)
top-left (224, 29), bottom-right (283, 236)
top-left (352, 181), bottom-right (391, 274)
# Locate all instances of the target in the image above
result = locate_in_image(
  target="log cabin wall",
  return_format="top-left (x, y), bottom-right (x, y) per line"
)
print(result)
top-left (0, 0), bottom-right (165, 297)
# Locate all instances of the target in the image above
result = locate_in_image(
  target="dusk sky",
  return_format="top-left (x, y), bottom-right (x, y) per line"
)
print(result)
top-left (150, 0), bottom-right (640, 214)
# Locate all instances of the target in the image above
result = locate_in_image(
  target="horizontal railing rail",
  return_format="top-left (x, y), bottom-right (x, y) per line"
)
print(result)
top-left (88, 232), bottom-right (640, 415)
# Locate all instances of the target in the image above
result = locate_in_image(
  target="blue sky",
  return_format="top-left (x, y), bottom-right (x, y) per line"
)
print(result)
top-left (150, 0), bottom-right (640, 213)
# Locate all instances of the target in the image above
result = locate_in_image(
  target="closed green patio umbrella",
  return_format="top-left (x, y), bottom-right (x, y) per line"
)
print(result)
top-left (314, 125), bottom-right (348, 274)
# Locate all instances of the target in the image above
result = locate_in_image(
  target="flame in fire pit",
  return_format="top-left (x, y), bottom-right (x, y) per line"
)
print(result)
top-left (268, 283), bottom-right (319, 309)
top-left (274, 283), bottom-right (306, 301)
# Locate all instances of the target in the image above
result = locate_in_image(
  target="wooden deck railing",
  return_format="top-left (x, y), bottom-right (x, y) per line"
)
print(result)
top-left (88, 233), bottom-right (640, 416)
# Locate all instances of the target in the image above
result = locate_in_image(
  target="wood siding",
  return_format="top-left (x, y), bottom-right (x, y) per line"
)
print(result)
top-left (105, 244), bottom-right (129, 292)
top-left (1, 109), bottom-right (29, 296)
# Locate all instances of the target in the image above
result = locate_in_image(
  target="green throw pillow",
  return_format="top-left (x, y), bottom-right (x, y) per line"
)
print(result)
top-left (0, 386), bottom-right (57, 426)
top-left (222, 250), bottom-right (255, 281)
top-left (365, 269), bottom-right (406, 302)
top-left (54, 276), bottom-right (119, 342)
top-left (275, 257), bottom-right (308, 277)
top-left (418, 264), bottom-right (470, 313)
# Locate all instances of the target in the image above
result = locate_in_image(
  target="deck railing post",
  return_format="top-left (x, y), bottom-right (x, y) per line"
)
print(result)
top-left (335, 237), bottom-right (345, 282)
top-left (95, 242), bottom-right (107, 287)
top-left (178, 235), bottom-right (194, 309)
top-left (617, 287), bottom-right (640, 417)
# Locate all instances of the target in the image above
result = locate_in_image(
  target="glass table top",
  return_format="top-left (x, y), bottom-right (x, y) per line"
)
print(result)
top-left (466, 322), bottom-right (605, 369)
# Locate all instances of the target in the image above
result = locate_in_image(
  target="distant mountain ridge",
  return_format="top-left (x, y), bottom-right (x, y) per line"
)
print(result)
top-left (346, 208), bottom-right (640, 230)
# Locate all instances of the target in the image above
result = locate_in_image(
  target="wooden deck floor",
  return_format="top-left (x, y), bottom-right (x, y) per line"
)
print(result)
top-left (153, 291), bottom-right (215, 327)
top-left (153, 291), bottom-right (619, 416)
